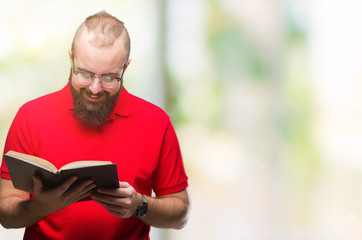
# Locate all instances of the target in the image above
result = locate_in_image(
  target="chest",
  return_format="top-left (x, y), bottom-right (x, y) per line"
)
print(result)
top-left (31, 113), bottom-right (164, 193)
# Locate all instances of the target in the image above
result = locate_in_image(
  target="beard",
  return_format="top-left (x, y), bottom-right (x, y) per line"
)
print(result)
top-left (69, 75), bottom-right (121, 130)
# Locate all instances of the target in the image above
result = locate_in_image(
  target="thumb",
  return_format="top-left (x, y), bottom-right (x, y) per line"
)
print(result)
top-left (118, 181), bottom-right (131, 188)
top-left (32, 175), bottom-right (43, 194)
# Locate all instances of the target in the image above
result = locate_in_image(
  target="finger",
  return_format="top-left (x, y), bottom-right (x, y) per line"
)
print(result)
top-left (57, 176), bottom-right (78, 193)
top-left (65, 181), bottom-right (96, 203)
top-left (65, 179), bottom-right (95, 196)
top-left (72, 189), bottom-right (95, 203)
top-left (92, 192), bottom-right (134, 210)
top-left (92, 197), bottom-right (122, 212)
top-left (92, 192), bottom-right (118, 204)
top-left (70, 182), bottom-right (96, 199)
top-left (92, 196), bottom-right (135, 218)
top-left (106, 208), bottom-right (123, 217)
top-left (97, 182), bottom-right (130, 196)
top-left (94, 201), bottom-right (133, 218)
top-left (97, 188), bottom-right (133, 198)
top-left (119, 182), bottom-right (131, 188)
top-left (98, 181), bottom-right (130, 192)
top-left (81, 182), bottom-right (97, 193)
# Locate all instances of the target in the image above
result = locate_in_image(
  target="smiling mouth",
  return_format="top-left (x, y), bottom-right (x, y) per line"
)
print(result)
top-left (90, 94), bottom-right (100, 99)
top-left (83, 90), bottom-right (106, 101)
top-left (86, 94), bottom-right (103, 102)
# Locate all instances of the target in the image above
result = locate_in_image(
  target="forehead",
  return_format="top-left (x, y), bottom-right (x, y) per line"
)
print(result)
top-left (74, 32), bottom-right (127, 74)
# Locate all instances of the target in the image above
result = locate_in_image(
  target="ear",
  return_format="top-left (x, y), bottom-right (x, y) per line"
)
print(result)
top-left (124, 59), bottom-right (131, 71)
top-left (68, 49), bottom-right (73, 61)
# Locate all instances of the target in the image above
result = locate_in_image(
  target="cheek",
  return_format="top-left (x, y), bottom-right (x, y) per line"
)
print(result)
top-left (108, 89), bottom-right (118, 96)
top-left (107, 85), bottom-right (121, 96)
top-left (70, 79), bottom-right (83, 92)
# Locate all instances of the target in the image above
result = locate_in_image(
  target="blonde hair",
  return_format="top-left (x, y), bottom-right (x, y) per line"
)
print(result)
top-left (71, 11), bottom-right (130, 61)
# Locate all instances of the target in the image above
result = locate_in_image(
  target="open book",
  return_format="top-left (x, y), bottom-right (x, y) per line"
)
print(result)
top-left (3, 150), bottom-right (119, 194)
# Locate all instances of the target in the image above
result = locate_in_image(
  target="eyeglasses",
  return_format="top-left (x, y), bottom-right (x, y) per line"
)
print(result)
top-left (72, 61), bottom-right (126, 89)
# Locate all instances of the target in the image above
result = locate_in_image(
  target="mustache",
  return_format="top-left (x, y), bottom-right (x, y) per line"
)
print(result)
top-left (82, 88), bottom-right (108, 98)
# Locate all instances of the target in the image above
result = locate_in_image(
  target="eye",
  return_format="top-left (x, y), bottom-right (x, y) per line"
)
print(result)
top-left (80, 72), bottom-right (93, 79)
top-left (100, 76), bottom-right (116, 83)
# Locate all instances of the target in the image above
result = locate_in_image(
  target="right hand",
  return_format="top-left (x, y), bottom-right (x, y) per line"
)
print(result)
top-left (30, 175), bottom-right (96, 217)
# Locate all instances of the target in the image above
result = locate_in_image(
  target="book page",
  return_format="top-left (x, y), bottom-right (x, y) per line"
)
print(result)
top-left (60, 161), bottom-right (113, 170)
top-left (5, 151), bottom-right (58, 172)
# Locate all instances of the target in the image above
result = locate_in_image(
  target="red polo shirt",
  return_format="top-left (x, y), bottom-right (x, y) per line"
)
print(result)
top-left (1, 83), bottom-right (188, 240)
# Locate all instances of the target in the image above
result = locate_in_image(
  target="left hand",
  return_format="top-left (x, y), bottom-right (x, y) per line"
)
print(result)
top-left (91, 182), bottom-right (142, 218)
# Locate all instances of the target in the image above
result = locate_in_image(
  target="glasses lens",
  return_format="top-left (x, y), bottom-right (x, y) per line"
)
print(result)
top-left (77, 72), bottom-right (94, 85)
top-left (100, 77), bottom-right (118, 88)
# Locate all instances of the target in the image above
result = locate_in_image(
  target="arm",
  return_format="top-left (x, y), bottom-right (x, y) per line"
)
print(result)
top-left (142, 188), bottom-right (190, 229)
top-left (0, 177), bottom-right (95, 229)
top-left (0, 178), bottom-right (34, 228)
top-left (92, 182), bottom-right (190, 229)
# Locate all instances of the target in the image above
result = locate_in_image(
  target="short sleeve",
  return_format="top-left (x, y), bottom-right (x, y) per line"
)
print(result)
top-left (152, 120), bottom-right (188, 195)
top-left (1, 108), bottom-right (36, 179)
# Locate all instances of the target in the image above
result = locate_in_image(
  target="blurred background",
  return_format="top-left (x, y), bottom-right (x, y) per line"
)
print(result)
top-left (1, 0), bottom-right (362, 239)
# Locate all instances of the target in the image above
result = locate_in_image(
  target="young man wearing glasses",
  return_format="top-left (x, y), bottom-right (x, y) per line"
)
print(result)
top-left (0, 11), bottom-right (190, 240)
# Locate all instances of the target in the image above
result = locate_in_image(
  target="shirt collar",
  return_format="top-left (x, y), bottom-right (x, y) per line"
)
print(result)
top-left (60, 83), bottom-right (131, 118)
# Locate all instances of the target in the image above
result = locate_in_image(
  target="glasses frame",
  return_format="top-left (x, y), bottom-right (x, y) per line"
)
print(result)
top-left (71, 60), bottom-right (126, 89)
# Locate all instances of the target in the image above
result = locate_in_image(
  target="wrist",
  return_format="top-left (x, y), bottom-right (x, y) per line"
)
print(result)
top-left (28, 199), bottom-right (50, 219)
top-left (135, 194), bottom-right (148, 218)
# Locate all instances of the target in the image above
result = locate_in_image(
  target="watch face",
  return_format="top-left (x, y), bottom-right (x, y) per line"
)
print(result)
top-left (137, 195), bottom-right (148, 218)
top-left (138, 203), bottom-right (148, 217)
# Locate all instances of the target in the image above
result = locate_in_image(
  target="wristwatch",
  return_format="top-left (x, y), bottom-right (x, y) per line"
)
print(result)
top-left (135, 194), bottom-right (148, 218)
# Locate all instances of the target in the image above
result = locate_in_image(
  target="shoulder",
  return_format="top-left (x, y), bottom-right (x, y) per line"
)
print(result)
top-left (131, 94), bottom-right (167, 115)
top-left (19, 88), bottom-right (64, 116)
top-left (124, 90), bottom-right (171, 124)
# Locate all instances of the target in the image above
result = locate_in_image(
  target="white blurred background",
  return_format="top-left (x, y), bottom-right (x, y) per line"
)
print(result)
top-left (1, 0), bottom-right (362, 239)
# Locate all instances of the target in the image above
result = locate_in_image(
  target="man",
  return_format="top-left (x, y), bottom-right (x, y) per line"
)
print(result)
top-left (0, 11), bottom-right (190, 239)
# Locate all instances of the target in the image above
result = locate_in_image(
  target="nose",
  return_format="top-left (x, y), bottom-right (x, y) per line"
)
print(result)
top-left (88, 76), bottom-right (103, 95)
